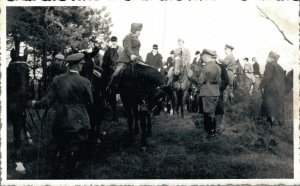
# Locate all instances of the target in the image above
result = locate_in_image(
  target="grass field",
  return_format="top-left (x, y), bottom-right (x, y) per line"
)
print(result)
top-left (7, 92), bottom-right (294, 179)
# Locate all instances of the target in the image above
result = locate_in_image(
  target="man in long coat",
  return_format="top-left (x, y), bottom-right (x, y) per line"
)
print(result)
top-left (188, 49), bottom-right (221, 137)
top-left (145, 44), bottom-right (163, 71)
top-left (259, 51), bottom-right (286, 125)
top-left (31, 53), bottom-right (93, 178)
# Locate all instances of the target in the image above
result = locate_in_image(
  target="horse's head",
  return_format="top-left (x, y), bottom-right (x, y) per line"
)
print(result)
top-left (174, 56), bottom-right (184, 75)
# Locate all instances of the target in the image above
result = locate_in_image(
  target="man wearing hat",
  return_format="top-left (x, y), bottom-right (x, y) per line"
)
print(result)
top-left (174, 38), bottom-right (191, 67)
top-left (218, 44), bottom-right (236, 100)
top-left (145, 44), bottom-right (163, 71)
top-left (30, 53), bottom-right (93, 178)
top-left (165, 50), bottom-right (175, 71)
top-left (102, 36), bottom-right (124, 78)
top-left (192, 51), bottom-right (202, 66)
top-left (188, 49), bottom-right (221, 137)
top-left (259, 51), bottom-right (286, 126)
top-left (46, 53), bottom-right (67, 85)
top-left (109, 23), bottom-right (143, 90)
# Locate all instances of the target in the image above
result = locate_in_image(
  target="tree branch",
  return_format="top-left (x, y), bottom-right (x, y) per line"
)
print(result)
top-left (256, 5), bottom-right (293, 45)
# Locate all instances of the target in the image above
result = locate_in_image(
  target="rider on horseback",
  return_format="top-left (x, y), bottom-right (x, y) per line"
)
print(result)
top-left (167, 38), bottom-right (191, 85)
top-left (108, 23), bottom-right (143, 91)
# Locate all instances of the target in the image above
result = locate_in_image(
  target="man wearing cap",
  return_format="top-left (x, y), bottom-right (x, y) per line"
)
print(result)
top-left (174, 38), bottom-right (191, 67)
top-left (30, 53), bottom-right (93, 178)
top-left (188, 49), bottom-right (221, 137)
top-left (46, 53), bottom-right (67, 85)
top-left (192, 51), bottom-right (202, 66)
top-left (218, 44), bottom-right (236, 100)
top-left (259, 51), bottom-right (286, 126)
top-left (252, 57), bottom-right (261, 78)
top-left (145, 44), bottom-right (163, 71)
top-left (109, 23), bottom-right (143, 89)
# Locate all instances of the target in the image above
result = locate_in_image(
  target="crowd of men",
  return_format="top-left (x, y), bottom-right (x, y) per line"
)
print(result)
top-left (7, 22), bottom-right (291, 178)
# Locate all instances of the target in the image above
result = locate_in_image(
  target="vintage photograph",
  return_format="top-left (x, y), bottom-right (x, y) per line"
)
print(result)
top-left (1, 0), bottom-right (299, 183)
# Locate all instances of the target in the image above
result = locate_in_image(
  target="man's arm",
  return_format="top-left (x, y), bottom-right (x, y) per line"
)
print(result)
top-left (123, 35), bottom-right (134, 58)
top-left (34, 80), bottom-right (57, 108)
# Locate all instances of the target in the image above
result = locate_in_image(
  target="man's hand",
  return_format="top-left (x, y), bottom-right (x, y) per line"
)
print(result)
top-left (130, 55), bottom-right (137, 61)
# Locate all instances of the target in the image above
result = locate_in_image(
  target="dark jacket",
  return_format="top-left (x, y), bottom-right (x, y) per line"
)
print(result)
top-left (260, 61), bottom-right (285, 97)
top-left (166, 56), bottom-right (174, 70)
top-left (35, 71), bottom-right (93, 133)
top-left (118, 33), bottom-right (141, 63)
top-left (190, 61), bottom-right (221, 97)
top-left (145, 52), bottom-right (163, 70)
top-left (253, 62), bottom-right (260, 77)
top-left (217, 62), bottom-right (229, 92)
top-left (7, 61), bottom-right (30, 112)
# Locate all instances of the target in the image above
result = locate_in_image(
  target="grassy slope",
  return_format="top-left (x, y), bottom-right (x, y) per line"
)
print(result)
top-left (7, 92), bottom-right (293, 179)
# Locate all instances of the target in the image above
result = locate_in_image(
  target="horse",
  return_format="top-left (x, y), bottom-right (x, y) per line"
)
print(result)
top-left (118, 61), bottom-right (167, 150)
top-left (80, 48), bottom-right (107, 144)
top-left (167, 57), bottom-right (190, 118)
top-left (233, 60), bottom-right (253, 100)
top-left (101, 47), bottom-right (120, 121)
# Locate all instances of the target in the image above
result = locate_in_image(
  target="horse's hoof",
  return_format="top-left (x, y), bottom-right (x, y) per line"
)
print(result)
top-left (15, 162), bottom-right (26, 174)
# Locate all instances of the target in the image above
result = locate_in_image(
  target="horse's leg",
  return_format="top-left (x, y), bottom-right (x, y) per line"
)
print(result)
top-left (170, 90), bottom-right (177, 115)
top-left (109, 93), bottom-right (117, 121)
top-left (146, 112), bottom-right (152, 137)
top-left (182, 90), bottom-right (189, 118)
top-left (125, 107), bottom-right (134, 142)
top-left (134, 106), bottom-right (139, 136)
top-left (140, 111), bottom-right (147, 150)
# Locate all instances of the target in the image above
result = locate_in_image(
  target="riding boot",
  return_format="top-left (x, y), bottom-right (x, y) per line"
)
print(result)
top-left (203, 115), bottom-right (210, 134)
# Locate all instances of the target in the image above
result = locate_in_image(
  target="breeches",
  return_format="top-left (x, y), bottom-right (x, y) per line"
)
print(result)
top-left (201, 96), bottom-right (219, 117)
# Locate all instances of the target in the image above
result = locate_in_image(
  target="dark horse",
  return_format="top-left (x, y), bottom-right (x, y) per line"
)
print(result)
top-left (101, 47), bottom-right (119, 121)
top-left (118, 62), bottom-right (167, 149)
top-left (80, 48), bottom-right (106, 144)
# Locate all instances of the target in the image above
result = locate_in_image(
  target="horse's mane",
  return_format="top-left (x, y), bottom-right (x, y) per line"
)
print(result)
top-left (135, 63), bottom-right (166, 86)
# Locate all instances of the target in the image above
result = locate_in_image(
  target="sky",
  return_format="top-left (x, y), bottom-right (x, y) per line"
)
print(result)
top-left (102, 0), bottom-right (298, 73)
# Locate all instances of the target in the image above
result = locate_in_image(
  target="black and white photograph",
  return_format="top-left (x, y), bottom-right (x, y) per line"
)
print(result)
top-left (1, 0), bottom-right (299, 185)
